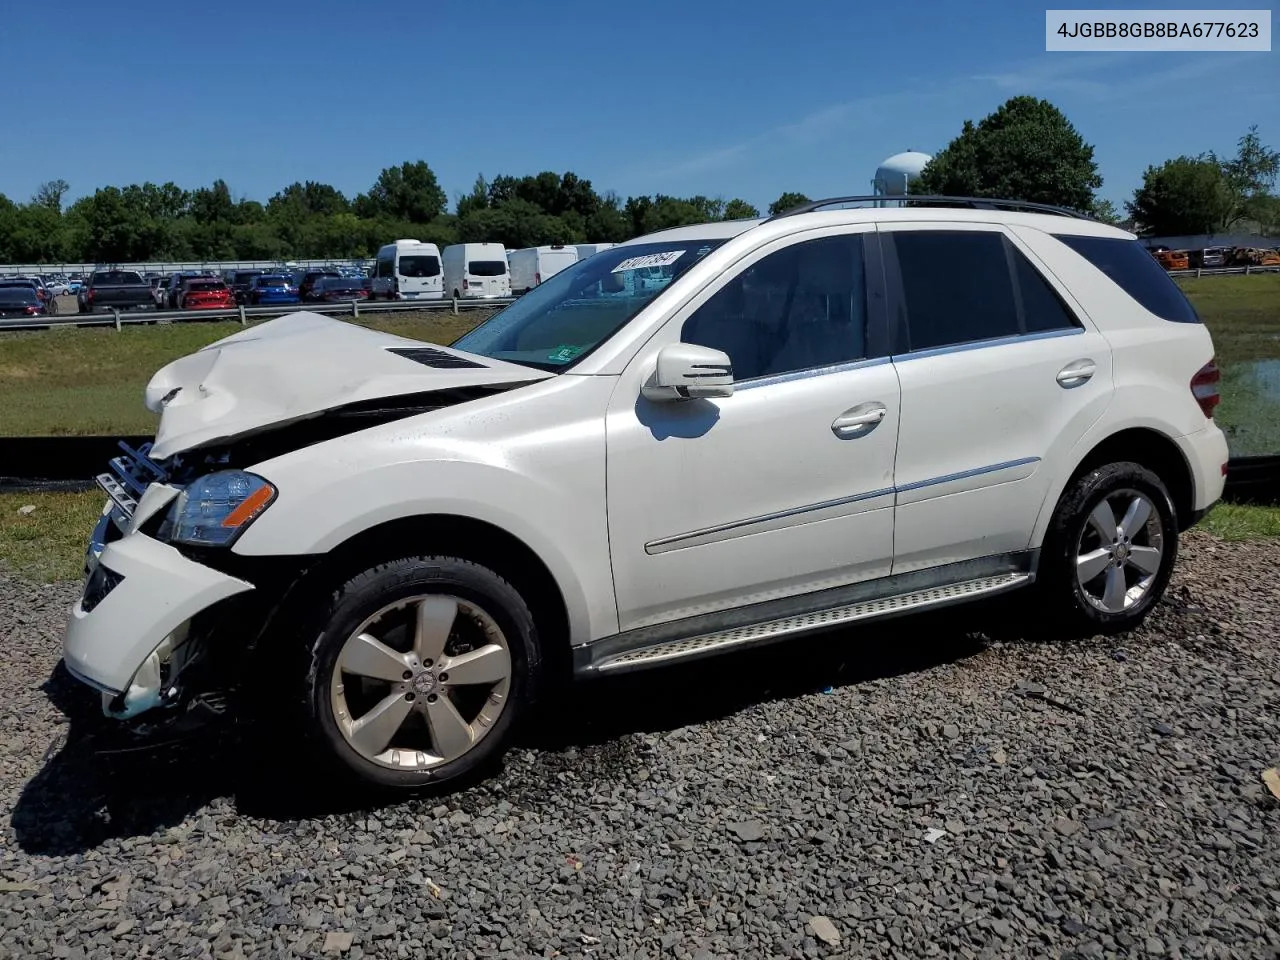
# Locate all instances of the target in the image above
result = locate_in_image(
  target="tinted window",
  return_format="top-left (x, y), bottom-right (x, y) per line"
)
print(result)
top-left (256, 275), bottom-right (289, 286)
top-left (892, 232), bottom-right (1019, 350)
top-left (398, 255), bottom-right (440, 278)
top-left (376, 257), bottom-right (394, 279)
top-left (92, 271), bottom-right (144, 285)
top-left (1011, 248), bottom-right (1079, 333)
top-left (187, 281), bottom-right (225, 292)
top-left (1054, 234), bottom-right (1201, 323)
top-left (682, 234), bottom-right (867, 381)
top-left (467, 260), bottom-right (507, 277)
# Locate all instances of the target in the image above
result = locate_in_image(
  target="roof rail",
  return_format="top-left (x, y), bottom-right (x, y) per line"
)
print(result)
top-left (763, 195), bottom-right (1095, 222)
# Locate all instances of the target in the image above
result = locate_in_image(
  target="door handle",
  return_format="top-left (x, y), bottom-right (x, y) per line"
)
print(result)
top-left (832, 403), bottom-right (887, 437)
top-left (1056, 359), bottom-right (1096, 388)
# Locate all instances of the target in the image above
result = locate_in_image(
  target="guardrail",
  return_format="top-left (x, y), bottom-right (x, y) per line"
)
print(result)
top-left (0, 296), bottom-right (516, 332)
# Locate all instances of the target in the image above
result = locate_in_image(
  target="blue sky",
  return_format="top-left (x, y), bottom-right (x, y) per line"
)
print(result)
top-left (4, 0), bottom-right (1275, 212)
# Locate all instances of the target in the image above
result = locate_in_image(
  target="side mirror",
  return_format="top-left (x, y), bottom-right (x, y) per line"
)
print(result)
top-left (641, 343), bottom-right (734, 402)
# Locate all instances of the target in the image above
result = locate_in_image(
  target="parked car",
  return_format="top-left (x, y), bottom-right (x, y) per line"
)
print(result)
top-left (508, 245), bottom-right (580, 295)
top-left (77, 269), bottom-right (155, 314)
top-left (297, 269), bottom-right (341, 300)
top-left (442, 242), bottom-right (512, 299)
top-left (306, 276), bottom-right (370, 303)
top-left (65, 196), bottom-right (1228, 794)
top-left (248, 274), bottom-right (300, 305)
top-left (0, 282), bottom-right (47, 318)
top-left (166, 272), bottom-right (215, 308)
top-left (177, 277), bottom-right (235, 310)
top-left (1152, 249), bottom-right (1190, 271)
top-left (370, 240), bottom-right (445, 300)
top-left (227, 270), bottom-right (267, 305)
top-left (150, 276), bottom-right (171, 308)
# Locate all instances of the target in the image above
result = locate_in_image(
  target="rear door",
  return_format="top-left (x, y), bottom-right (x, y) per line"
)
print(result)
top-left (880, 222), bottom-right (1114, 573)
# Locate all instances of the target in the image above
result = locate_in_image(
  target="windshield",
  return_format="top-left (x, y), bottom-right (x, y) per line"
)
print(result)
top-left (257, 275), bottom-right (290, 286)
top-left (451, 239), bottom-right (725, 370)
top-left (0, 286), bottom-right (38, 302)
top-left (188, 281), bottom-right (225, 292)
top-left (467, 260), bottom-right (507, 277)
top-left (398, 255), bottom-right (440, 278)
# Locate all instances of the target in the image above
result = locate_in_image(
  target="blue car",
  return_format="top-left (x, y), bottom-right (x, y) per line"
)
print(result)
top-left (248, 274), bottom-right (300, 305)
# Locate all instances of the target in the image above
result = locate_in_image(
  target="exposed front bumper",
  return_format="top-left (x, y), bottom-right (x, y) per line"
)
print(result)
top-left (63, 533), bottom-right (255, 711)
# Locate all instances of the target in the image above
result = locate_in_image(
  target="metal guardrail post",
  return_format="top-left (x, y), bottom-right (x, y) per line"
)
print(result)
top-left (352, 299), bottom-right (359, 318)
top-left (1196, 268), bottom-right (1201, 278)
top-left (452, 296), bottom-right (458, 315)
top-left (1245, 265), bottom-right (1251, 275)
top-left (238, 304), bottom-right (247, 326)
top-left (112, 309), bottom-right (121, 332)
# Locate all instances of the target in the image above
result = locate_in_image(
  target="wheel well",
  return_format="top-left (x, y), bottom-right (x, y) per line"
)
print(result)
top-left (1071, 429), bottom-right (1195, 528)
top-left (301, 514), bottom-right (572, 678)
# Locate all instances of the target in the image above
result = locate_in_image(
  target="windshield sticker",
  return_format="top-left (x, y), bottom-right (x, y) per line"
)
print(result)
top-left (612, 250), bottom-right (684, 273)
top-left (547, 344), bottom-right (585, 363)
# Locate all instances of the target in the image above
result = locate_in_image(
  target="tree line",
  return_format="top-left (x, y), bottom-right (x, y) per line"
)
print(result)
top-left (1, 97), bottom-right (1275, 264)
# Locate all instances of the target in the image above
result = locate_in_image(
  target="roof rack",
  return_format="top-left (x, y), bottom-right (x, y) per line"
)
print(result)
top-left (764, 195), bottom-right (1095, 223)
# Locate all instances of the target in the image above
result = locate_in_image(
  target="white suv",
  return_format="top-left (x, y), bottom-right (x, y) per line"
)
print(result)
top-left (64, 197), bottom-right (1228, 792)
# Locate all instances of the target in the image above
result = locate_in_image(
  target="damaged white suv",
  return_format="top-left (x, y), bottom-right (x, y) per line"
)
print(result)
top-left (64, 196), bottom-right (1228, 792)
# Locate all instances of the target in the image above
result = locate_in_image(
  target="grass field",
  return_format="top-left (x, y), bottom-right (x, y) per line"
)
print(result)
top-left (2, 489), bottom-right (1275, 583)
top-left (0, 309), bottom-right (494, 436)
top-left (0, 274), bottom-right (1276, 443)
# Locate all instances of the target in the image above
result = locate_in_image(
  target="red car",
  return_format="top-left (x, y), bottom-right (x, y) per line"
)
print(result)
top-left (178, 278), bottom-right (235, 310)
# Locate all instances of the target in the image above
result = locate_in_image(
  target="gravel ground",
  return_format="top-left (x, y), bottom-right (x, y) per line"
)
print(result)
top-left (2, 530), bottom-right (1278, 960)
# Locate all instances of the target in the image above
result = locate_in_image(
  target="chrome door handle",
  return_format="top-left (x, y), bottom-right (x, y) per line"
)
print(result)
top-left (832, 403), bottom-right (887, 437)
top-left (1057, 359), bottom-right (1096, 388)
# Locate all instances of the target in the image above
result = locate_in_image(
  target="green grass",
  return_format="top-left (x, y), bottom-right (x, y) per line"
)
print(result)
top-left (1176, 274), bottom-right (1280, 459)
top-left (2, 490), bottom-right (1275, 583)
top-left (0, 490), bottom-right (107, 582)
top-left (1197, 501), bottom-right (1280, 540)
top-left (0, 310), bottom-right (493, 436)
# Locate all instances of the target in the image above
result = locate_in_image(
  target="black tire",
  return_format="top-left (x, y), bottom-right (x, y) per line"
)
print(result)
top-left (1036, 461), bottom-right (1178, 637)
top-left (284, 556), bottom-right (541, 793)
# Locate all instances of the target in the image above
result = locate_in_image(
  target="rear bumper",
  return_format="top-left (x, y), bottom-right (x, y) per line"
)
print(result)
top-left (1178, 422), bottom-right (1229, 514)
top-left (63, 533), bottom-right (254, 713)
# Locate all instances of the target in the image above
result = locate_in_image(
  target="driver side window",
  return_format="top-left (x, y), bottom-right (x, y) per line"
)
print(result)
top-left (681, 234), bottom-right (867, 381)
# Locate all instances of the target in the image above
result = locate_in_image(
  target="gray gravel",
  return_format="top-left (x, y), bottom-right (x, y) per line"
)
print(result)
top-left (2, 530), bottom-right (1279, 960)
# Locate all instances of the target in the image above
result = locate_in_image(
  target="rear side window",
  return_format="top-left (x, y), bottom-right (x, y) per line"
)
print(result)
top-left (891, 232), bottom-right (1019, 350)
top-left (468, 260), bottom-right (507, 276)
top-left (398, 255), bottom-right (440, 278)
top-left (889, 231), bottom-right (1080, 351)
top-left (1054, 234), bottom-right (1201, 323)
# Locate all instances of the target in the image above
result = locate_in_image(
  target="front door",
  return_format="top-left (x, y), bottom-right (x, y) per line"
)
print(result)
top-left (605, 227), bottom-right (901, 632)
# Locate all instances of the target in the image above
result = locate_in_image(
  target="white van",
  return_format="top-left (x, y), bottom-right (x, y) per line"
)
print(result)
top-left (574, 243), bottom-right (615, 261)
top-left (442, 243), bottom-right (512, 300)
top-left (508, 245), bottom-right (580, 295)
top-left (371, 240), bottom-right (444, 300)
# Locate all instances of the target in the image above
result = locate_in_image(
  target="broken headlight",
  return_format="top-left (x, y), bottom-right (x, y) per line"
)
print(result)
top-left (158, 471), bottom-right (276, 547)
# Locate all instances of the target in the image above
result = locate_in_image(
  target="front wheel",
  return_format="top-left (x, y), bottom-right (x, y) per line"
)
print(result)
top-left (1037, 461), bottom-right (1178, 637)
top-left (288, 556), bottom-right (541, 792)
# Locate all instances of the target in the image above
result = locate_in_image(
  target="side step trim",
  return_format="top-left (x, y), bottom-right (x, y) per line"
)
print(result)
top-left (589, 572), bottom-right (1030, 674)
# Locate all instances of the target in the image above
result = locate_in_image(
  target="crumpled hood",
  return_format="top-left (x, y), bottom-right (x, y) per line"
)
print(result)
top-left (146, 311), bottom-right (550, 459)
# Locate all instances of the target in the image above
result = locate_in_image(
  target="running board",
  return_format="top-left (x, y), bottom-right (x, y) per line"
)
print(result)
top-left (590, 572), bottom-right (1030, 674)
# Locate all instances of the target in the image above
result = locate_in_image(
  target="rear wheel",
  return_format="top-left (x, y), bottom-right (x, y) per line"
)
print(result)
top-left (1036, 462), bottom-right (1177, 637)
top-left (288, 556), bottom-right (540, 792)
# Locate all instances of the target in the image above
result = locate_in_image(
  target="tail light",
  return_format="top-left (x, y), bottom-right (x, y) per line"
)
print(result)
top-left (1191, 360), bottom-right (1220, 417)
top-left (534, 272), bottom-right (541, 285)
top-left (25, 305), bottom-right (40, 315)
top-left (86, 289), bottom-right (95, 304)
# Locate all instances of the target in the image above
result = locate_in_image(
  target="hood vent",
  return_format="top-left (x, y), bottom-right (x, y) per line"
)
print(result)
top-left (388, 346), bottom-right (487, 369)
